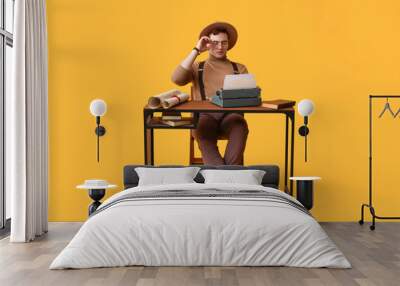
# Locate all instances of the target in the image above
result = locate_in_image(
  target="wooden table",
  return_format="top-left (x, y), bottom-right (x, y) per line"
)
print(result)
top-left (143, 101), bottom-right (295, 194)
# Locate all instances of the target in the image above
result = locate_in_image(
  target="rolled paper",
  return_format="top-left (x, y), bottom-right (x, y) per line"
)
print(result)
top-left (147, 89), bottom-right (181, 109)
top-left (162, 92), bottom-right (189, 109)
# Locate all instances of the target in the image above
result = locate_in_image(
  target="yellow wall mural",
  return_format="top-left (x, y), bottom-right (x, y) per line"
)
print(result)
top-left (47, 0), bottom-right (400, 221)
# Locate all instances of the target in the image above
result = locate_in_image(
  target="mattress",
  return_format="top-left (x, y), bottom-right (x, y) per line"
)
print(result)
top-left (50, 183), bottom-right (351, 269)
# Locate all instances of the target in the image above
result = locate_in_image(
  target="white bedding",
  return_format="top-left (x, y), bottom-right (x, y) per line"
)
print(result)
top-left (50, 183), bottom-right (351, 269)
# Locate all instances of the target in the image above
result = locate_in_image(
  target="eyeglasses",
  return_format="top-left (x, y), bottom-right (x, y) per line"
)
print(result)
top-left (210, 40), bottom-right (229, 47)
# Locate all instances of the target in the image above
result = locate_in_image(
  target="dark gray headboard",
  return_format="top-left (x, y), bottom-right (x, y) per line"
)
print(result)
top-left (123, 165), bottom-right (279, 189)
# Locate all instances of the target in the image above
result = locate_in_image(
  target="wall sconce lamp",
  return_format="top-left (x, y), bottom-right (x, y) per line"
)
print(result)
top-left (89, 99), bottom-right (107, 162)
top-left (297, 99), bottom-right (315, 162)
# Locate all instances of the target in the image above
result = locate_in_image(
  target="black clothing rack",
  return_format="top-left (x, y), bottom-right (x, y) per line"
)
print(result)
top-left (359, 95), bottom-right (400, 230)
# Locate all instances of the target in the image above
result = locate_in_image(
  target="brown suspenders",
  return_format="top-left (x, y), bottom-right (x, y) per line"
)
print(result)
top-left (198, 61), bottom-right (240, 100)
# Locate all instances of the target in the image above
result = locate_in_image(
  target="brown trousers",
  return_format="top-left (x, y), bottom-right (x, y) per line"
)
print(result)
top-left (192, 113), bottom-right (249, 165)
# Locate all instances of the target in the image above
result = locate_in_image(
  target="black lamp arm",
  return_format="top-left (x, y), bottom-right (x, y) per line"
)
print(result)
top-left (94, 116), bottom-right (106, 162)
top-left (298, 116), bottom-right (310, 162)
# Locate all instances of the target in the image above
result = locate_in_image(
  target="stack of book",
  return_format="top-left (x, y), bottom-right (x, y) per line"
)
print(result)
top-left (211, 87), bottom-right (262, 107)
top-left (262, 99), bottom-right (296, 109)
top-left (161, 112), bottom-right (191, 127)
top-left (161, 111), bottom-right (181, 120)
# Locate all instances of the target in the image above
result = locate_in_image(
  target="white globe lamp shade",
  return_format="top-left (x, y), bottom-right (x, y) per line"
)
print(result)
top-left (298, 99), bottom-right (314, 117)
top-left (90, 99), bottom-right (107, 117)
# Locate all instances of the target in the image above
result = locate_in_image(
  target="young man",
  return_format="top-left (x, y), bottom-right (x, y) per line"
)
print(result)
top-left (171, 22), bottom-right (249, 165)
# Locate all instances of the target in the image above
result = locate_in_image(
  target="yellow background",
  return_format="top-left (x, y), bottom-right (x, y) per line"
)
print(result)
top-left (47, 0), bottom-right (400, 221)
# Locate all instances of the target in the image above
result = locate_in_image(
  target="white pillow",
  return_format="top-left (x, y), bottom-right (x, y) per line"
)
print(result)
top-left (200, 169), bottom-right (266, 185)
top-left (135, 167), bottom-right (201, 186)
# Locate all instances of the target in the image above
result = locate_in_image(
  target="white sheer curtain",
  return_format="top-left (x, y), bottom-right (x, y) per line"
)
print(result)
top-left (8, 0), bottom-right (48, 242)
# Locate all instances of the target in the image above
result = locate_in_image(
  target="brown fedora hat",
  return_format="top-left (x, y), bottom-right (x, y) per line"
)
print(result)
top-left (199, 22), bottom-right (238, 50)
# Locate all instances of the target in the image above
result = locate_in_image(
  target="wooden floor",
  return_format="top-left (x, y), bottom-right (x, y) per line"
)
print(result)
top-left (0, 222), bottom-right (399, 286)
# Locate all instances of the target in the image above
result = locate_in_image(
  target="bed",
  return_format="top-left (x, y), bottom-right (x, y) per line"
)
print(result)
top-left (50, 165), bottom-right (351, 269)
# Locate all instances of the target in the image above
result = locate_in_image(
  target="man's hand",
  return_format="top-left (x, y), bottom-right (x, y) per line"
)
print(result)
top-left (196, 36), bottom-right (211, 53)
top-left (176, 36), bottom-right (210, 72)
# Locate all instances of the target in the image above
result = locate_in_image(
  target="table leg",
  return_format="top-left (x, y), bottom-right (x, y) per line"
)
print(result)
top-left (290, 112), bottom-right (295, 195)
top-left (88, 189), bottom-right (105, 215)
top-left (144, 110), bottom-right (148, 164)
top-left (192, 112), bottom-right (200, 128)
top-left (143, 111), bottom-right (154, 165)
top-left (148, 128), bottom-right (154, 165)
top-left (284, 115), bottom-right (289, 193)
top-left (296, 181), bottom-right (313, 210)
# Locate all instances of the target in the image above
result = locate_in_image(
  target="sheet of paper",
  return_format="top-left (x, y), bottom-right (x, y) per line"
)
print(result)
top-left (223, 74), bottom-right (257, 90)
